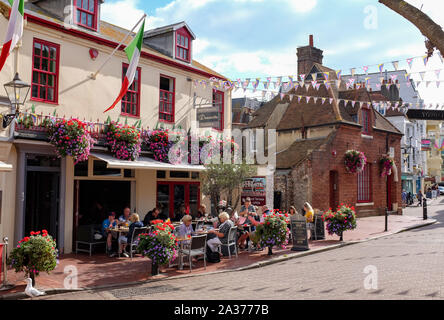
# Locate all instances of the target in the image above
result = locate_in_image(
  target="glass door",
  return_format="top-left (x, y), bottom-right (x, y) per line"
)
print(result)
top-left (157, 182), bottom-right (200, 219)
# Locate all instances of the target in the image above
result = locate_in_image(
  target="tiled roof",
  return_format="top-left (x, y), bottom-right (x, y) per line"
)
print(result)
top-left (246, 95), bottom-right (284, 128)
top-left (276, 133), bottom-right (336, 169)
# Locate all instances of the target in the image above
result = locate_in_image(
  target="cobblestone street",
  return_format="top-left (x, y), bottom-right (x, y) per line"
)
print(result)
top-left (34, 199), bottom-right (444, 300)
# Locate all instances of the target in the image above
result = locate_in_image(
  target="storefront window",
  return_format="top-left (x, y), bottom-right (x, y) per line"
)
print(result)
top-left (157, 170), bottom-right (166, 179)
top-left (93, 160), bottom-right (121, 176)
top-left (170, 171), bottom-right (189, 178)
top-left (157, 184), bottom-right (170, 218)
top-left (74, 161), bottom-right (88, 177)
top-left (26, 154), bottom-right (61, 167)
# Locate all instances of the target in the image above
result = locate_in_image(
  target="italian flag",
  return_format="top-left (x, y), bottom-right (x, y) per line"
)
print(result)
top-left (0, 0), bottom-right (24, 73)
top-left (104, 19), bottom-right (145, 113)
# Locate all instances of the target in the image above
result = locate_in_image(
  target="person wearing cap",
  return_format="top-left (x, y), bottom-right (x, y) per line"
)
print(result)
top-left (102, 212), bottom-right (118, 257)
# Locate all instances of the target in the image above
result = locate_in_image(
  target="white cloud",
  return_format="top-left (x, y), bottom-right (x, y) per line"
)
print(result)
top-left (101, 0), bottom-right (162, 30)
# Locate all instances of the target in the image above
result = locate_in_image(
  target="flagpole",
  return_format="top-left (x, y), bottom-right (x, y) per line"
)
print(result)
top-left (90, 13), bottom-right (147, 80)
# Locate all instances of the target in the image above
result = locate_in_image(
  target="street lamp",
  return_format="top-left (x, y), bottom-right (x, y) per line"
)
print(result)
top-left (3, 72), bottom-right (30, 128)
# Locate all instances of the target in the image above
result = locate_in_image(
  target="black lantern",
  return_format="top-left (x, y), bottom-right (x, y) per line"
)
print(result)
top-left (3, 73), bottom-right (30, 128)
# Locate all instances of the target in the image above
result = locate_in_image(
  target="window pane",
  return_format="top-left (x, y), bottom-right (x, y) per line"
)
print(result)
top-left (34, 42), bottom-right (41, 56)
top-left (42, 45), bottom-right (49, 58)
top-left (50, 60), bottom-right (56, 73)
top-left (32, 72), bottom-right (39, 84)
top-left (82, 0), bottom-right (88, 9)
top-left (185, 37), bottom-right (188, 48)
top-left (76, 0), bottom-right (82, 7)
top-left (47, 88), bottom-right (54, 101)
top-left (41, 58), bottom-right (48, 71)
top-left (160, 77), bottom-right (171, 91)
top-left (33, 57), bottom-right (40, 69)
top-left (40, 73), bottom-right (47, 85)
top-left (81, 12), bottom-right (87, 25)
top-left (50, 47), bottom-right (57, 59)
top-left (87, 14), bottom-right (93, 27)
top-left (89, 0), bottom-right (95, 11)
top-left (39, 86), bottom-right (46, 99)
top-left (31, 85), bottom-right (38, 98)
top-left (184, 50), bottom-right (187, 60)
top-left (48, 75), bottom-right (54, 86)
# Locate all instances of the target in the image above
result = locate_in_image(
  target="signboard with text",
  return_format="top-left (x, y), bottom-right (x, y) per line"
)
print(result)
top-left (197, 107), bottom-right (220, 128)
top-left (421, 139), bottom-right (432, 151)
top-left (241, 176), bottom-right (266, 206)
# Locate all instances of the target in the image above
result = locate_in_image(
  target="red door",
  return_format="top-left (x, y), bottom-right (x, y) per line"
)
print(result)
top-left (329, 171), bottom-right (339, 210)
top-left (157, 182), bottom-right (200, 218)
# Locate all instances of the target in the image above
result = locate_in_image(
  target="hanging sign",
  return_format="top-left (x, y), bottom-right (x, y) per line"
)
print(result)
top-left (196, 107), bottom-right (220, 128)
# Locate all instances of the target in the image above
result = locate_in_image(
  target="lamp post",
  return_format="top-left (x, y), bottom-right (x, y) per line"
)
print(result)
top-left (2, 72), bottom-right (30, 128)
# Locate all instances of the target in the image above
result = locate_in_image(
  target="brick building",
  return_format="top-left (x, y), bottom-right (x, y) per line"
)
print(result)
top-left (247, 36), bottom-right (403, 217)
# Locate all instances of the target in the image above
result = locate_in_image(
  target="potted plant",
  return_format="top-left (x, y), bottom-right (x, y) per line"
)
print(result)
top-left (105, 122), bottom-right (141, 161)
top-left (344, 150), bottom-right (367, 173)
top-left (48, 118), bottom-right (95, 164)
top-left (8, 230), bottom-right (58, 286)
top-left (137, 220), bottom-right (178, 276)
top-left (322, 205), bottom-right (357, 241)
top-left (254, 213), bottom-right (289, 255)
top-left (380, 155), bottom-right (394, 177)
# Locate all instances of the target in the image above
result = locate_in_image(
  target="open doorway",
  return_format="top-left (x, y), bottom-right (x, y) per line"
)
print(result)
top-left (73, 180), bottom-right (131, 244)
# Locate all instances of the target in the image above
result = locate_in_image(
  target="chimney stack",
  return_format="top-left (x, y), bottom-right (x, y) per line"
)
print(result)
top-left (297, 35), bottom-right (324, 76)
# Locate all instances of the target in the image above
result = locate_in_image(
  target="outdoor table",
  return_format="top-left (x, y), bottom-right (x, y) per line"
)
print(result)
top-left (107, 227), bottom-right (129, 257)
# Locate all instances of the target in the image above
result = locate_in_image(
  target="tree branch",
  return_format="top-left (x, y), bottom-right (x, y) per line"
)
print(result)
top-left (379, 0), bottom-right (444, 56)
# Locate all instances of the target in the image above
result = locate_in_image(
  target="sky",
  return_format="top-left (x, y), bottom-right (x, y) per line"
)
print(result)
top-left (101, 0), bottom-right (444, 105)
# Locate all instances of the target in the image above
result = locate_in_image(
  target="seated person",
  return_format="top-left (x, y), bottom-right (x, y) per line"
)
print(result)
top-left (262, 205), bottom-right (271, 216)
top-left (143, 207), bottom-right (167, 226)
top-left (118, 213), bottom-right (144, 258)
top-left (237, 204), bottom-right (260, 249)
top-left (118, 206), bottom-right (131, 225)
top-left (196, 204), bottom-right (207, 219)
top-left (289, 206), bottom-right (298, 216)
top-left (207, 212), bottom-right (234, 253)
top-left (237, 213), bottom-right (261, 249)
top-left (176, 215), bottom-right (194, 238)
top-left (102, 212), bottom-right (118, 257)
top-left (172, 204), bottom-right (187, 222)
top-left (239, 198), bottom-right (256, 217)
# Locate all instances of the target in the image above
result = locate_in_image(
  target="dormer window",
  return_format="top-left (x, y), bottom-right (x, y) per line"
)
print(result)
top-left (74, 0), bottom-right (98, 31)
top-left (176, 29), bottom-right (191, 62)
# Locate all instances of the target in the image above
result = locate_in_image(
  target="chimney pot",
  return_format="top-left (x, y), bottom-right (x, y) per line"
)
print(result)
top-left (309, 35), bottom-right (314, 47)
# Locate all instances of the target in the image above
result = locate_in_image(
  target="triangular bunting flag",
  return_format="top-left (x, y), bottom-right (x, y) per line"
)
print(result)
top-left (329, 98), bottom-right (334, 104)
top-left (336, 70), bottom-right (342, 79)
top-left (323, 72), bottom-right (330, 80)
top-left (423, 55), bottom-right (429, 66)
top-left (305, 96), bottom-right (310, 103)
top-left (312, 73), bottom-right (317, 81)
top-left (321, 98), bottom-right (326, 105)
top-left (392, 61), bottom-right (399, 70)
top-left (363, 66), bottom-right (369, 74)
top-left (315, 83), bottom-right (321, 90)
top-left (350, 68), bottom-right (356, 77)
top-left (299, 74), bottom-right (306, 82)
top-left (419, 72), bottom-right (426, 81)
top-left (407, 58), bottom-right (413, 69)
top-left (378, 63), bottom-right (384, 73)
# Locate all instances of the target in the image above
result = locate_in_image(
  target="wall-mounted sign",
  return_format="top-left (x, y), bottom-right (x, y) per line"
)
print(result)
top-left (197, 107), bottom-right (219, 128)
top-left (241, 176), bottom-right (266, 206)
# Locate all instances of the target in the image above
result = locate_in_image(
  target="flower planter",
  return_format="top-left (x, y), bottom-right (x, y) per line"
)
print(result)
top-left (267, 247), bottom-right (273, 255)
top-left (151, 262), bottom-right (159, 276)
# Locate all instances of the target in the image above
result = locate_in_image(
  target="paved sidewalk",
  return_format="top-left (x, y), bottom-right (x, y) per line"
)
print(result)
top-left (0, 211), bottom-right (436, 299)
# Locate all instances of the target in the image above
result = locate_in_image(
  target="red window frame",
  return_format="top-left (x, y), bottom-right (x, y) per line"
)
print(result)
top-left (121, 63), bottom-right (141, 117)
top-left (361, 107), bottom-right (371, 134)
top-left (213, 90), bottom-right (224, 131)
top-left (357, 164), bottom-right (372, 203)
top-left (156, 181), bottom-right (200, 219)
top-left (74, 0), bottom-right (98, 31)
top-left (31, 38), bottom-right (60, 104)
top-left (159, 75), bottom-right (175, 123)
top-left (175, 29), bottom-right (191, 63)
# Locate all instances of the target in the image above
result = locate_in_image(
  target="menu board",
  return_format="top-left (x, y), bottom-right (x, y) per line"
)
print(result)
top-left (313, 214), bottom-right (325, 240)
top-left (290, 215), bottom-right (309, 251)
top-left (241, 177), bottom-right (266, 206)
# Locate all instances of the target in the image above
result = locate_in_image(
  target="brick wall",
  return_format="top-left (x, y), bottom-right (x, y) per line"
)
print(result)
top-left (275, 124), bottom-right (402, 217)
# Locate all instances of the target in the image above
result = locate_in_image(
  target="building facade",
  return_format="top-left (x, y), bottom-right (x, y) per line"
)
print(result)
top-left (0, 0), bottom-right (232, 253)
top-left (246, 37), bottom-right (402, 217)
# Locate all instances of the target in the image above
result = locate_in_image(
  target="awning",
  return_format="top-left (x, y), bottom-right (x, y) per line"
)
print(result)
top-left (0, 161), bottom-right (12, 172)
top-left (91, 152), bottom-right (205, 172)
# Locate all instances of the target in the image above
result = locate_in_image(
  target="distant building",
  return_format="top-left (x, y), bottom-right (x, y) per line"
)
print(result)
top-left (232, 97), bottom-right (263, 129)
top-left (245, 36), bottom-right (403, 217)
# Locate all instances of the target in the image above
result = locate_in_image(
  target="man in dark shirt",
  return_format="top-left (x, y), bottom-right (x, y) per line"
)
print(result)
top-left (143, 207), bottom-right (167, 226)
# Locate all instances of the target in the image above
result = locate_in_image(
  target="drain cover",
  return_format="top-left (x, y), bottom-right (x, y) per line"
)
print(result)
top-left (110, 285), bottom-right (177, 298)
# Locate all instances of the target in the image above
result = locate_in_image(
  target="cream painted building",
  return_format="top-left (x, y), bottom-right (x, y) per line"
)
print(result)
top-left (0, 0), bottom-right (231, 253)
top-left (425, 120), bottom-right (442, 187)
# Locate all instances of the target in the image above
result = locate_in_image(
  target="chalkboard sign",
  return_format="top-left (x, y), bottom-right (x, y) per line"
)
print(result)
top-left (313, 214), bottom-right (325, 240)
top-left (290, 215), bottom-right (309, 251)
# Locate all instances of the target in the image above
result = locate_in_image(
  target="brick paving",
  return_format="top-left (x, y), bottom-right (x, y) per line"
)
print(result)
top-left (1, 202), bottom-right (438, 299)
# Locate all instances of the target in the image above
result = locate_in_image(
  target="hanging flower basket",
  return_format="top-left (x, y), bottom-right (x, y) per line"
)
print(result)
top-left (322, 205), bottom-right (357, 240)
top-left (344, 150), bottom-right (367, 173)
top-left (8, 230), bottom-right (58, 286)
top-left (48, 119), bottom-right (95, 164)
top-left (105, 122), bottom-right (141, 161)
top-left (380, 156), bottom-right (394, 177)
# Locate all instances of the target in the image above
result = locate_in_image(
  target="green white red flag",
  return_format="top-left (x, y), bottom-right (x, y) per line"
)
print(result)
top-left (104, 19), bottom-right (145, 113)
top-left (0, 0), bottom-right (25, 73)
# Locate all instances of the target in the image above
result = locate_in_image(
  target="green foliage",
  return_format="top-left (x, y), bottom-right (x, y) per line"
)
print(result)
top-left (254, 214), bottom-right (289, 249)
top-left (8, 230), bottom-right (58, 278)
